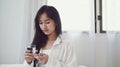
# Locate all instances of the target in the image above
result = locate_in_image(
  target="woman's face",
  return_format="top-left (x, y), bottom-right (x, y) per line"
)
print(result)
top-left (39, 13), bottom-right (56, 36)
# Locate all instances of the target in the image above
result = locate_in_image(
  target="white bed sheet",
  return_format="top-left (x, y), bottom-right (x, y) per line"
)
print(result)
top-left (0, 64), bottom-right (87, 67)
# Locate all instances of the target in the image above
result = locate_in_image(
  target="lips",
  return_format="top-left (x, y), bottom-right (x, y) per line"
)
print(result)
top-left (43, 30), bottom-right (48, 32)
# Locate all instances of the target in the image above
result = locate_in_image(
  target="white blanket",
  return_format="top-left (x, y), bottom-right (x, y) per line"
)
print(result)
top-left (0, 64), bottom-right (86, 67)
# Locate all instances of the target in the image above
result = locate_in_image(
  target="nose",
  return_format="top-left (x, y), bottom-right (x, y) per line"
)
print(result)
top-left (42, 23), bottom-right (47, 30)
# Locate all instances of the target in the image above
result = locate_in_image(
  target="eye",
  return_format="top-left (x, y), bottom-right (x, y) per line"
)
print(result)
top-left (46, 21), bottom-right (50, 24)
top-left (39, 22), bottom-right (42, 24)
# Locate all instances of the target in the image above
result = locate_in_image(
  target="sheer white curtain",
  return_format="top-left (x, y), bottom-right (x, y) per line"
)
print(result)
top-left (19, 0), bottom-right (47, 63)
top-left (106, 32), bottom-right (120, 67)
top-left (65, 31), bottom-right (95, 67)
top-left (103, 0), bottom-right (120, 67)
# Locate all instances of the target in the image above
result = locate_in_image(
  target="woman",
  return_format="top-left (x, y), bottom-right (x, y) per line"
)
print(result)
top-left (24, 5), bottom-right (78, 67)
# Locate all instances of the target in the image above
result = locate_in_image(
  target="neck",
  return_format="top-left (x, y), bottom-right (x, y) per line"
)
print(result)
top-left (48, 33), bottom-right (57, 41)
top-left (42, 33), bottom-right (57, 50)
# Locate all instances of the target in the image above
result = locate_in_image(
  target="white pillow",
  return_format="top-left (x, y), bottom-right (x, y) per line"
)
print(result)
top-left (79, 65), bottom-right (87, 67)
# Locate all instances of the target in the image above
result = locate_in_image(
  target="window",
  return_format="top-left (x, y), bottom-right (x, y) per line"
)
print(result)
top-left (47, 0), bottom-right (95, 31)
top-left (102, 0), bottom-right (120, 31)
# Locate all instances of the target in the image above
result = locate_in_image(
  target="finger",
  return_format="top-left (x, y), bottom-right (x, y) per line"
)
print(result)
top-left (35, 50), bottom-right (38, 53)
top-left (34, 53), bottom-right (38, 57)
top-left (25, 56), bottom-right (34, 63)
top-left (39, 53), bottom-right (44, 56)
top-left (37, 55), bottom-right (43, 60)
top-left (25, 55), bottom-right (34, 60)
top-left (25, 55), bottom-right (29, 58)
top-left (38, 57), bottom-right (47, 64)
top-left (25, 55), bottom-right (34, 59)
top-left (25, 50), bottom-right (32, 53)
top-left (33, 50), bottom-right (38, 55)
top-left (25, 53), bottom-right (34, 57)
top-left (34, 54), bottom-right (39, 59)
top-left (25, 53), bottom-right (33, 55)
top-left (40, 53), bottom-right (48, 58)
top-left (26, 53), bottom-right (33, 56)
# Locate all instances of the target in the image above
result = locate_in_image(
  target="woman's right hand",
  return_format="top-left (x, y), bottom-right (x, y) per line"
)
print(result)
top-left (25, 50), bottom-right (34, 64)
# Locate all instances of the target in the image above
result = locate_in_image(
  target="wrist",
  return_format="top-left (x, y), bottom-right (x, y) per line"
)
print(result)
top-left (27, 61), bottom-right (32, 64)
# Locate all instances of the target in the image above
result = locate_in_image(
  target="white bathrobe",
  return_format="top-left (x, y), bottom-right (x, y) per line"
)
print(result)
top-left (24, 34), bottom-right (78, 67)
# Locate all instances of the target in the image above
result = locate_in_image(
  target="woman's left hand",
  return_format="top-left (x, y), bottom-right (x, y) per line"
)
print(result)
top-left (36, 53), bottom-right (49, 64)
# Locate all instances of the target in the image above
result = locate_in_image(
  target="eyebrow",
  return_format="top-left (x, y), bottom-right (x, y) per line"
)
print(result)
top-left (39, 19), bottom-right (50, 22)
top-left (45, 19), bottom-right (50, 21)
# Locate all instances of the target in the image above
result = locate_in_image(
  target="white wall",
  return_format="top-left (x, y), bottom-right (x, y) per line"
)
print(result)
top-left (0, 0), bottom-right (25, 64)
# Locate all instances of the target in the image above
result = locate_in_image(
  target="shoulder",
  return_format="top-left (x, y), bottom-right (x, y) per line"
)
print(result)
top-left (59, 34), bottom-right (73, 48)
top-left (59, 34), bottom-right (70, 43)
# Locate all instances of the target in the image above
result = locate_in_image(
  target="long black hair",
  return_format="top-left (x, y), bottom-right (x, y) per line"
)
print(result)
top-left (32, 5), bottom-right (62, 50)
